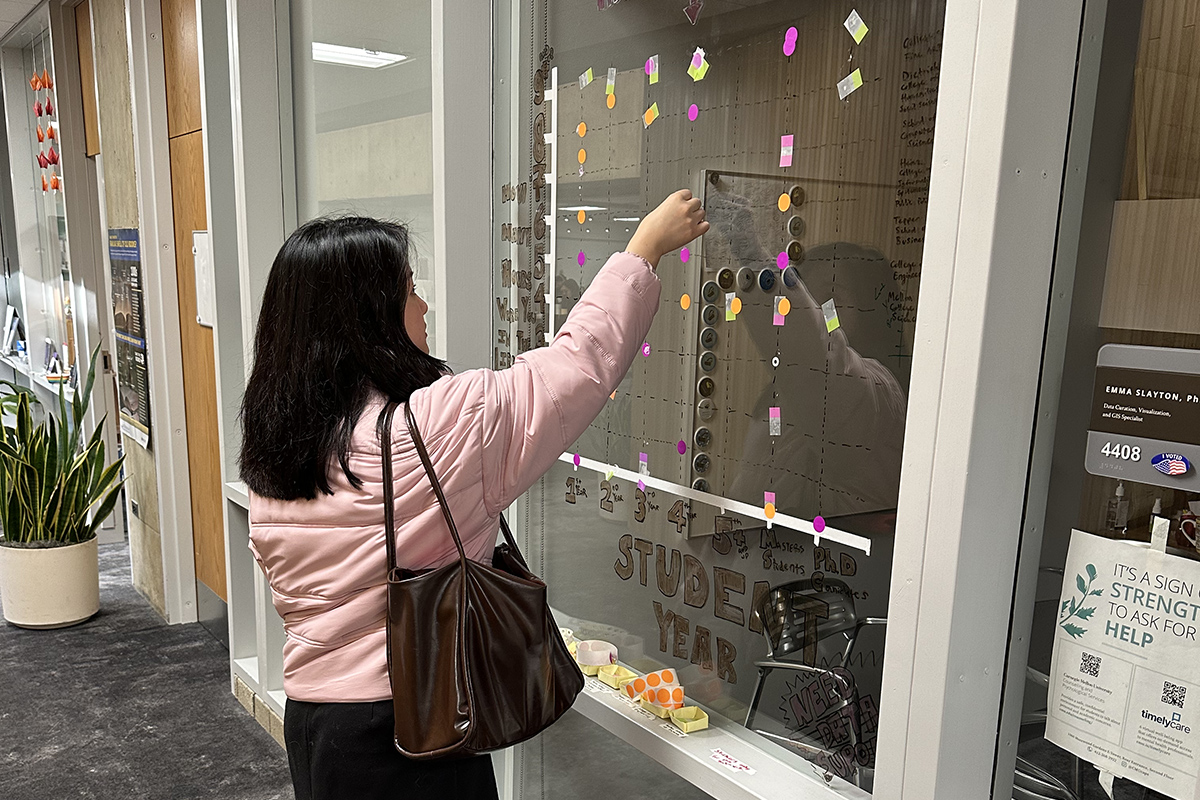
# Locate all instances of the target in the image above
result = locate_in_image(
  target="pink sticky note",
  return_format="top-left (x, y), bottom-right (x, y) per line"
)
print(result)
top-left (677, 440), bottom-right (687, 455)
top-left (776, 251), bottom-right (788, 270)
top-left (577, 251), bottom-right (586, 266)
top-left (773, 313), bottom-right (785, 326)
top-left (638, 479), bottom-right (646, 491)
top-left (688, 103), bottom-right (699, 121)
top-left (764, 491), bottom-right (776, 505)
top-left (814, 515), bottom-right (826, 533)
top-left (779, 134), bottom-right (794, 167)
top-left (681, 246), bottom-right (690, 262)
top-left (769, 407), bottom-right (780, 419)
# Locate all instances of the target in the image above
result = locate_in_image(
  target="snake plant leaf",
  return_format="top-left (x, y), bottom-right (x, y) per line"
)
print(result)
top-left (90, 460), bottom-right (123, 504)
top-left (75, 346), bottom-right (100, 435)
top-left (85, 483), bottom-right (124, 540)
top-left (43, 412), bottom-right (60, 510)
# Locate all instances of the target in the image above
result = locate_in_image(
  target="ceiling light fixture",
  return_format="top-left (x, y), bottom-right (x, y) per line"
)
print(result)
top-left (311, 42), bottom-right (408, 69)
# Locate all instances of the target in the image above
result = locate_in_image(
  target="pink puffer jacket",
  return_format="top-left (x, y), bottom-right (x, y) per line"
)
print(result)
top-left (248, 252), bottom-right (660, 702)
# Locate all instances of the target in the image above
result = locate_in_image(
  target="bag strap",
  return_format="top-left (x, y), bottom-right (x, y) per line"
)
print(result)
top-left (403, 401), bottom-right (468, 564)
top-left (381, 403), bottom-right (401, 576)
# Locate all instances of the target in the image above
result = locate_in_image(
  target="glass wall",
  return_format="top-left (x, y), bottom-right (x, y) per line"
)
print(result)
top-left (495, 0), bottom-right (947, 794)
top-left (1009, 1), bottom-right (1200, 798)
top-left (289, 0), bottom-right (439, 354)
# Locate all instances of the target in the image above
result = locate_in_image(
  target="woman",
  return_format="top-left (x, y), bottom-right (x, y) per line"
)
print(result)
top-left (240, 189), bottom-right (708, 799)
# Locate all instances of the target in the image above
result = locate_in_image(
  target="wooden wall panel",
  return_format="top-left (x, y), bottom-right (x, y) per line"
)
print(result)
top-left (74, 1), bottom-right (100, 157)
top-left (169, 130), bottom-right (225, 601)
top-left (161, 0), bottom-right (202, 137)
top-left (92, 0), bottom-right (139, 226)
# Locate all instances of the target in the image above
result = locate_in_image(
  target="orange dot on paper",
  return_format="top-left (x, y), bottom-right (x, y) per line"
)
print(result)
top-left (672, 688), bottom-right (684, 702)
top-left (647, 672), bottom-right (661, 687)
top-left (577, 122), bottom-right (587, 137)
top-left (778, 193), bottom-right (791, 212)
top-left (680, 293), bottom-right (692, 310)
top-left (577, 210), bottom-right (587, 224)
top-left (765, 502), bottom-right (777, 519)
top-left (657, 688), bottom-right (670, 704)
top-left (662, 670), bottom-right (675, 683)
top-left (779, 297), bottom-right (791, 316)
top-left (606, 93), bottom-right (616, 109)
top-left (730, 297), bottom-right (742, 315)
top-left (578, 148), bottom-right (587, 164)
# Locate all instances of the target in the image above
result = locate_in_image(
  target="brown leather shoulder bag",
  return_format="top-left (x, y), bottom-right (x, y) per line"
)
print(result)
top-left (380, 401), bottom-right (583, 759)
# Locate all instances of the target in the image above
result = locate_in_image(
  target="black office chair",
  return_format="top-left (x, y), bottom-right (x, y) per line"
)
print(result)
top-left (745, 578), bottom-right (885, 786)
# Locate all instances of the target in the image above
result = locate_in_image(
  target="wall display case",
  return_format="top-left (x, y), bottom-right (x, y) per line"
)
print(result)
top-left (0, 6), bottom-right (79, 395)
top-left (494, 1), bottom-right (943, 795)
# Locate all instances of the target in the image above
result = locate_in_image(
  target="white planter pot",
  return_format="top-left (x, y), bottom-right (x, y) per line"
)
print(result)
top-left (0, 538), bottom-right (100, 629)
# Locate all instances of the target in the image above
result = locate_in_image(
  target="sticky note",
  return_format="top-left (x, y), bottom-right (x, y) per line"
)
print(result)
top-left (606, 67), bottom-right (616, 95)
top-left (779, 134), bottom-right (794, 168)
top-left (725, 292), bottom-right (740, 321)
top-left (684, 0), bottom-right (703, 25)
top-left (783, 26), bottom-right (798, 57)
top-left (680, 293), bottom-right (691, 310)
top-left (843, 9), bottom-right (869, 44)
top-left (773, 297), bottom-right (789, 326)
top-left (607, 93), bottom-right (616, 109)
top-left (764, 491), bottom-right (776, 519)
top-left (778, 193), bottom-right (791, 212)
top-left (677, 440), bottom-right (687, 455)
top-left (822, 298), bottom-right (840, 332)
top-left (577, 122), bottom-right (587, 137)
top-left (638, 479), bottom-right (646, 491)
top-left (606, 468), bottom-right (615, 481)
top-left (643, 102), bottom-right (660, 128)
top-left (579, 68), bottom-right (594, 89)
top-left (837, 68), bottom-right (864, 100)
top-left (639, 452), bottom-right (649, 475)
top-left (687, 48), bottom-right (710, 81)
top-left (688, 103), bottom-right (699, 121)
top-left (765, 491), bottom-right (775, 505)
top-left (769, 407), bottom-right (781, 436)
top-left (646, 54), bottom-right (660, 84)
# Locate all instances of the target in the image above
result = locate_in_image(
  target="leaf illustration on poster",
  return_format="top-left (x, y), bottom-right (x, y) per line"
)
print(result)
top-left (1059, 563), bottom-right (1099, 638)
top-left (109, 229), bottom-right (151, 449)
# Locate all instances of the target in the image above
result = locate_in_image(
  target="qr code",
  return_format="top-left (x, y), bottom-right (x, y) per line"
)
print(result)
top-left (1080, 652), bottom-right (1101, 678)
top-left (1163, 681), bottom-right (1187, 709)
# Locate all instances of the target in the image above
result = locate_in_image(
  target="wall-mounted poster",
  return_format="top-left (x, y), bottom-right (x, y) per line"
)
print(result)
top-left (109, 228), bottom-right (151, 449)
top-left (1047, 530), bottom-right (1200, 799)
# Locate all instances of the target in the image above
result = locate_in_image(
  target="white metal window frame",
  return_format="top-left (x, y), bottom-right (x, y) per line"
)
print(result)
top-left (201, 0), bottom-right (1121, 797)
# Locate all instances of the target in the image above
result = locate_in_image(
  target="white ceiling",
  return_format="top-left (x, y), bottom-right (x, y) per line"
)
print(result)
top-left (0, 0), bottom-right (42, 42)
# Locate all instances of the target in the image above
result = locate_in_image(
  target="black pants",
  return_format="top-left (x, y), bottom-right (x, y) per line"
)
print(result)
top-left (284, 699), bottom-right (499, 800)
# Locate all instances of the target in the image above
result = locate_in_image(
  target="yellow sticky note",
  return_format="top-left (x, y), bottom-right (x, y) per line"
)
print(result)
top-left (822, 298), bottom-right (840, 332)
top-left (837, 68), bottom-right (864, 100)
top-left (643, 102), bottom-right (660, 128)
top-left (844, 10), bottom-right (869, 44)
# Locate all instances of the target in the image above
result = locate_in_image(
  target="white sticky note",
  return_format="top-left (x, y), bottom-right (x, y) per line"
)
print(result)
top-left (1152, 516), bottom-right (1170, 552)
top-left (843, 9), bottom-right (869, 44)
top-left (779, 134), bottom-right (794, 168)
top-left (579, 68), bottom-right (594, 89)
top-left (606, 67), bottom-right (616, 95)
top-left (837, 68), bottom-right (864, 100)
top-left (822, 298), bottom-right (840, 333)
top-left (769, 407), bottom-right (781, 436)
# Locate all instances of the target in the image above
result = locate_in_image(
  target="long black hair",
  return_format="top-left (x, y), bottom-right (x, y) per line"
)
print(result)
top-left (239, 216), bottom-right (447, 500)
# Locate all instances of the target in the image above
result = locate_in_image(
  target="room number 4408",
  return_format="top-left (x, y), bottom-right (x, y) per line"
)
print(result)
top-left (1100, 442), bottom-right (1141, 461)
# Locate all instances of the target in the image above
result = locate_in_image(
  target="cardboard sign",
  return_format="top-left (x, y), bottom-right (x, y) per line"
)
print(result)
top-left (1046, 531), bottom-right (1200, 799)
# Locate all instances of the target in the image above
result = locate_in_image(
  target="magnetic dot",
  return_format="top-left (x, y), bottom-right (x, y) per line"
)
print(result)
top-left (657, 688), bottom-right (670, 704)
top-left (778, 193), bottom-right (791, 212)
top-left (677, 440), bottom-right (687, 455)
top-left (641, 342), bottom-right (651, 357)
top-left (645, 57), bottom-right (655, 75)
top-left (691, 52), bottom-right (703, 69)
top-left (577, 251), bottom-right (586, 266)
top-left (663, 670), bottom-right (675, 682)
top-left (578, 148), bottom-right (587, 164)
top-left (730, 297), bottom-right (742, 314)
top-left (672, 687), bottom-right (684, 701)
top-left (577, 210), bottom-right (587, 224)
top-left (648, 672), bottom-right (661, 687)
top-left (785, 26), bottom-right (798, 41)
top-left (814, 515), bottom-right (826, 533)
top-left (680, 246), bottom-right (691, 262)
top-left (607, 93), bottom-right (616, 109)
top-left (772, 356), bottom-right (780, 367)
top-left (688, 103), bottom-right (699, 121)
top-left (573, 453), bottom-right (581, 467)
top-left (776, 251), bottom-right (789, 270)
top-left (778, 297), bottom-right (791, 315)
top-left (680, 293), bottom-right (691, 310)
top-left (764, 502), bottom-right (776, 519)
top-left (783, 39), bottom-right (796, 57)
top-left (576, 122), bottom-right (587, 137)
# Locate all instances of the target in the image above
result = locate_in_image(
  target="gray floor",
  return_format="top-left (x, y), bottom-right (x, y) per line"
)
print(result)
top-left (0, 543), bottom-right (291, 800)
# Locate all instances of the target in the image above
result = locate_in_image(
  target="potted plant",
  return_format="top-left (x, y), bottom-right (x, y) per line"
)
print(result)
top-left (0, 347), bottom-right (125, 628)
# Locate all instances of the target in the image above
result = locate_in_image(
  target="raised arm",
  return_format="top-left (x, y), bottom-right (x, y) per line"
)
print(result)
top-left (477, 190), bottom-right (708, 514)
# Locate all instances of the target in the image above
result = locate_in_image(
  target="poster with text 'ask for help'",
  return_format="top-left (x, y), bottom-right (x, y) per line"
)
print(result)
top-left (1047, 531), bottom-right (1200, 799)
